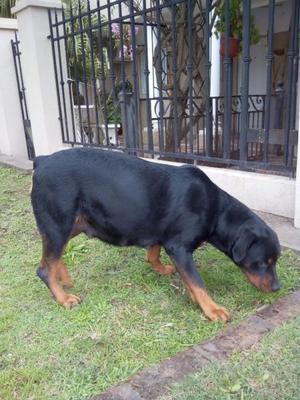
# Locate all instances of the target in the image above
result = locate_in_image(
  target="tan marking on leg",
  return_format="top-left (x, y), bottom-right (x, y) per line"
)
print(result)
top-left (54, 217), bottom-right (85, 288)
top-left (188, 281), bottom-right (230, 322)
top-left (47, 259), bottom-right (80, 309)
top-left (47, 213), bottom-right (93, 292)
top-left (145, 245), bottom-right (176, 275)
top-left (55, 215), bottom-right (89, 289)
top-left (41, 234), bottom-right (74, 289)
top-left (40, 225), bottom-right (80, 308)
top-left (183, 283), bottom-right (196, 303)
top-left (56, 259), bottom-right (73, 289)
top-left (41, 237), bottom-right (79, 308)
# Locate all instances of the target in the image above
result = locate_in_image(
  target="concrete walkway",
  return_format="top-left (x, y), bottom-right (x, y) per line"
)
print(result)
top-left (256, 211), bottom-right (300, 253)
top-left (0, 153), bottom-right (33, 173)
top-left (1, 153), bottom-right (299, 252)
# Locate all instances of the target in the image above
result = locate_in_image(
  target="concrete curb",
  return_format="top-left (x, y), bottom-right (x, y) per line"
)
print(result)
top-left (0, 154), bottom-right (33, 173)
top-left (93, 290), bottom-right (300, 400)
top-left (256, 211), bottom-right (300, 253)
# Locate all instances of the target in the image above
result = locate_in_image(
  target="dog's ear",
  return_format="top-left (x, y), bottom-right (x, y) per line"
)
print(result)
top-left (232, 228), bottom-right (256, 264)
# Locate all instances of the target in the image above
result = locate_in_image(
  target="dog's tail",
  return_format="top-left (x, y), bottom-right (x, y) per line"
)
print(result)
top-left (31, 155), bottom-right (49, 194)
top-left (33, 155), bottom-right (49, 170)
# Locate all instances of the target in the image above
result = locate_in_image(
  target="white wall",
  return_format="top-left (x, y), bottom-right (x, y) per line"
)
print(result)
top-left (253, 0), bottom-right (292, 35)
top-left (0, 18), bottom-right (28, 159)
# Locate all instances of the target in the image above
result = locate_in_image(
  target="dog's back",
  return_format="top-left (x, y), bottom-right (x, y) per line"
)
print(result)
top-left (31, 148), bottom-right (219, 249)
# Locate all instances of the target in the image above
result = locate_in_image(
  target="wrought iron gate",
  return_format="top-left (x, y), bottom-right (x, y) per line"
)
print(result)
top-left (48, 0), bottom-right (299, 175)
top-left (11, 33), bottom-right (35, 160)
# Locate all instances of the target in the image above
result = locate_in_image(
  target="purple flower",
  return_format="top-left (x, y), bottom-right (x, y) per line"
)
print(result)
top-left (111, 23), bottom-right (120, 36)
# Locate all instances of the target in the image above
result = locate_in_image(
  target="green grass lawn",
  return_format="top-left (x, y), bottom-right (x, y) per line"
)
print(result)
top-left (159, 315), bottom-right (300, 400)
top-left (0, 166), bottom-right (300, 400)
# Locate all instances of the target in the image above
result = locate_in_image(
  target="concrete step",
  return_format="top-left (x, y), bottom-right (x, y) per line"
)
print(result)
top-left (0, 153), bottom-right (33, 173)
top-left (255, 211), bottom-right (300, 253)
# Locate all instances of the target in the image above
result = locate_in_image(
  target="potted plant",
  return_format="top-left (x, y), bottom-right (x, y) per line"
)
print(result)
top-left (214, 0), bottom-right (260, 58)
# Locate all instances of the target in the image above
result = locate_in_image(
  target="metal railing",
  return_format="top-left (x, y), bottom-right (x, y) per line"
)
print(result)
top-left (11, 33), bottom-right (35, 160)
top-left (48, 0), bottom-right (300, 175)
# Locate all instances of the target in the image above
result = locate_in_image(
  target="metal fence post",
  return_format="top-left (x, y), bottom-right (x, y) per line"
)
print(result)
top-left (223, 0), bottom-right (233, 160)
top-left (274, 82), bottom-right (285, 129)
top-left (11, 33), bottom-right (35, 160)
top-left (263, 0), bottom-right (275, 164)
top-left (240, 0), bottom-right (251, 163)
top-left (119, 87), bottom-right (136, 155)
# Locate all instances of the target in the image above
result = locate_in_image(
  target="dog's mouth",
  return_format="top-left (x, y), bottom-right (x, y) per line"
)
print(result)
top-left (244, 271), bottom-right (280, 293)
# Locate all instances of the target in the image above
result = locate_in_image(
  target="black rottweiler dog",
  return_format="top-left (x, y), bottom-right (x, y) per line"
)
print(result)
top-left (31, 148), bottom-right (281, 321)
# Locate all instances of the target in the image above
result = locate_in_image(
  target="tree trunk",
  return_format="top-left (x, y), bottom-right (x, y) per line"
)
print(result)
top-left (153, 0), bottom-right (207, 153)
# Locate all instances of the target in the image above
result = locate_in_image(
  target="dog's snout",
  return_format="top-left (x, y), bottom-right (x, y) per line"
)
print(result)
top-left (271, 266), bottom-right (280, 292)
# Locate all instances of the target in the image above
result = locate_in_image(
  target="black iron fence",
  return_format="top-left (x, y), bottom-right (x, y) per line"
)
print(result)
top-left (48, 0), bottom-right (299, 175)
top-left (11, 33), bottom-right (35, 160)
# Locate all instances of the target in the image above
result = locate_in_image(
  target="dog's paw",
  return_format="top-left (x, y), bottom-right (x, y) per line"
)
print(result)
top-left (156, 264), bottom-right (176, 275)
top-left (205, 305), bottom-right (231, 322)
top-left (61, 294), bottom-right (81, 309)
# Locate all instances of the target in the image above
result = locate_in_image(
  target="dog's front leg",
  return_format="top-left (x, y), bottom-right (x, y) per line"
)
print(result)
top-left (145, 245), bottom-right (176, 275)
top-left (165, 245), bottom-right (230, 322)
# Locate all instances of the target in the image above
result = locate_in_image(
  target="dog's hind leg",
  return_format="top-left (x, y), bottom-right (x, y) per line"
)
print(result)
top-left (37, 229), bottom-right (80, 309)
top-left (54, 216), bottom-right (87, 289)
top-left (145, 245), bottom-right (176, 275)
top-left (55, 259), bottom-right (73, 289)
top-left (165, 245), bottom-right (230, 322)
top-left (39, 214), bottom-right (91, 297)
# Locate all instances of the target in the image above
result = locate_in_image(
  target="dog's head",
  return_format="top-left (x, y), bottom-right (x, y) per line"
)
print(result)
top-left (231, 223), bottom-right (281, 292)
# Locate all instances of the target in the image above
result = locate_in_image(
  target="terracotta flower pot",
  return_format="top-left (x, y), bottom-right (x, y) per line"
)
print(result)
top-left (220, 37), bottom-right (240, 58)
